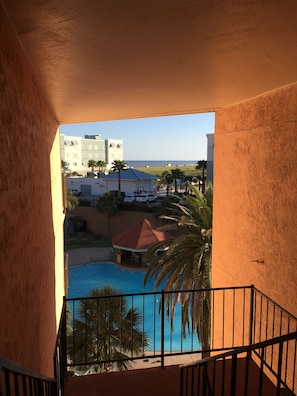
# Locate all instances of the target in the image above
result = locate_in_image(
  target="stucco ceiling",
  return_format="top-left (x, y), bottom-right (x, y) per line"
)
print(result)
top-left (3, 0), bottom-right (297, 123)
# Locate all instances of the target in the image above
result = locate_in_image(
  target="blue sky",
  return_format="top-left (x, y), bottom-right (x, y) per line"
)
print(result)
top-left (60, 112), bottom-right (215, 161)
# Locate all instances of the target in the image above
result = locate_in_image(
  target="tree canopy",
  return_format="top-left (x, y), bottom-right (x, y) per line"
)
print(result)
top-left (161, 171), bottom-right (174, 196)
top-left (96, 191), bottom-right (119, 235)
top-left (62, 160), bottom-right (70, 174)
top-left (88, 159), bottom-right (97, 173)
top-left (195, 160), bottom-right (207, 193)
top-left (96, 160), bottom-right (106, 174)
top-left (170, 167), bottom-right (185, 193)
top-left (67, 286), bottom-right (149, 372)
top-left (67, 190), bottom-right (79, 211)
top-left (111, 160), bottom-right (128, 198)
top-left (144, 182), bottom-right (213, 353)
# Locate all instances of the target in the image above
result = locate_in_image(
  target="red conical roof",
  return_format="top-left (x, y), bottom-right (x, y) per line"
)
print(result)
top-left (112, 218), bottom-right (167, 252)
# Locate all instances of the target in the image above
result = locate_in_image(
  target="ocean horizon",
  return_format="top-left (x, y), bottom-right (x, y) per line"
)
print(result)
top-left (126, 160), bottom-right (197, 168)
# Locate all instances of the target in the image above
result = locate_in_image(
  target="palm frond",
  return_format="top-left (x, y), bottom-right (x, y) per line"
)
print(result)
top-left (143, 182), bottom-right (213, 350)
top-left (67, 286), bottom-right (149, 371)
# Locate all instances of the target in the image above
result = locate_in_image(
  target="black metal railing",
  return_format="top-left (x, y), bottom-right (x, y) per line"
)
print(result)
top-left (252, 287), bottom-right (297, 343)
top-left (2, 285), bottom-right (296, 395)
top-left (180, 331), bottom-right (297, 396)
top-left (54, 297), bottom-right (67, 395)
top-left (65, 286), bottom-right (256, 374)
top-left (0, 356), bottom-right (57, 396)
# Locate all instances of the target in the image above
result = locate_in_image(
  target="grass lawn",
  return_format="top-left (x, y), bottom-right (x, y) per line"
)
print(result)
top-left (135, 165), bottom-right (202, 178)
top-left (65, 232), bottom-right (112, 250)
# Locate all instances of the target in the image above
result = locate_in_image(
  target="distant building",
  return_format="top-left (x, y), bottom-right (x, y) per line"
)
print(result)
top-left (67, 168), bottom-right (158, 197)
top-left (104, 168), bottom-right (158, 195)
top-left (60, 134), bottom-right (123, 174)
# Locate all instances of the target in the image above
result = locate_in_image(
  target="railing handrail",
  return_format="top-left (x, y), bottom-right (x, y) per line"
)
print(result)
top-left (55, 296), bottom-right (67, 351)
top-left (253, 287), bottom-right (297, 323)
top-left (66, 285), bottom-right (253, 302)
top-left (180, 330), bottom-right (297, 368)
top-left (0, 355), bottom-right (56, 383)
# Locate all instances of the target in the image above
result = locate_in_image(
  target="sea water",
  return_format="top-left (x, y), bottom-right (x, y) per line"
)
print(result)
top-left (126, 160), bottom-right (196, 168)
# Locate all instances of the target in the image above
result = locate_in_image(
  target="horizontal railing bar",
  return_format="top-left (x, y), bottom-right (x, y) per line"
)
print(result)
top-left (0, 356), bottom-right (56, 383)
top-left (66, 290), bottom-right (162, 301)
top-left (66, 285), bottom-right (253, 302)
top-left (180, 331), bottom-right (297, 368)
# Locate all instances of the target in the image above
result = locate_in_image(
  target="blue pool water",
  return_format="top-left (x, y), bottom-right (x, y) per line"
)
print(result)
top-left (68, 262), bottom-right (200, 352)
top-left (68, 262), bottom-right (158, 298)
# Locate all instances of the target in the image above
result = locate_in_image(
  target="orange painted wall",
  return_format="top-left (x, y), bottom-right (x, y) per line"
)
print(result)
top-left (71, 206), bottom-right (164, 237)
top-left (212, 83), bottom-right (297, 320)
top-left (0, 7), bottom-right (64, 376)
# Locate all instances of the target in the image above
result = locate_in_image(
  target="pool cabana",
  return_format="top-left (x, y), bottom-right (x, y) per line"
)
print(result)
top-left (111, 218), bottom-right (167, 265)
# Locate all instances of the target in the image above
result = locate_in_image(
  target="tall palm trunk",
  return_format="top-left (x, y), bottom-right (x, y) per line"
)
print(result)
top-left (117, 171), bottom-right (121, 198)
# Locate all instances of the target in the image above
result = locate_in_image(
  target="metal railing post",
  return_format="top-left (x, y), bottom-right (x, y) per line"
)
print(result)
top-left (249, 285), bottom-right (255, 346)
top-left (161, 290), bottom-right (165, 367)
top-left (276, 341), bottom-right (284, 396)
top-left (61, 298), bottom-right (67, 390)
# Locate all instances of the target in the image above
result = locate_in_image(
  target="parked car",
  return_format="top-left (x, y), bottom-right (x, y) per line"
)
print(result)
top-left (70, 189), bottom-right (82, 196)
top-left (135, 193), bottom-right (157, 203)
top-left (124, 193), bottom-right (136, 203)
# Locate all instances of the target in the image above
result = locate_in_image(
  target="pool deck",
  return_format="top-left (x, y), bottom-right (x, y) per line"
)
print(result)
top-left (66, 247), bottom-right (110, 266)
top-left (65, 247), bottom-right (145, 270)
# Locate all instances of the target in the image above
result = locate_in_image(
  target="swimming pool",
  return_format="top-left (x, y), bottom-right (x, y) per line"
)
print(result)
top-left (68, 262), bottom-right (201, 352)
top-left (68, 262), bottom-right (158, 298)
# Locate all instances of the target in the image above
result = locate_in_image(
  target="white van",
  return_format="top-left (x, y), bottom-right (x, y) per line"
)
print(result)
top-left (135, 193), bottom-right (157, 203)
top-left (123, 193), bottom-right (136, 203)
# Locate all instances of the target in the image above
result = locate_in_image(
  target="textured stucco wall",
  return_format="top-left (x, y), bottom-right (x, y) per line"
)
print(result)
top-left (0, 8), bottom-right (64, 376)
top-left (212, 83), bottom-right (297, 320)
top-left (70, 206), bottom-right (163, 237)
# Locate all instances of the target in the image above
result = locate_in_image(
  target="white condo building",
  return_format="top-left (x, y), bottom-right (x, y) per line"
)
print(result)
top-left (60, 134), bottom-right (123, 174)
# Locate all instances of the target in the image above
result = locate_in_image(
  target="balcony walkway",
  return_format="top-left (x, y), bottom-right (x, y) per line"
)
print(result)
top-left (64, 365), bottom-right (180, 396)
top-left (64, 357), bottom-right (281, 396)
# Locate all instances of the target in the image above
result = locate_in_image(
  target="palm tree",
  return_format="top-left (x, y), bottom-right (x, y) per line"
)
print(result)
top-left (171, 167), bottom-right (185, 193)
top-left (96, 191), bottom-right (119, 235)
top-left (96, 160), bottom-right (106, 175)
top-left (88, 159), bottom-right (97, 173)
top-left (144, 182), bottom-right (213, 357)
top-left (61, 160), bottom-right (70, 174)
top-left (111, 160), bottom-right (127, 198)
top-left (67, 286), bottom-right (149, 372)
top-left (195, 160), bottom-right (207, 193)
top-left (161, 171), bottom-right (174, 197)
top-left (184, 175), bottom-right (193, 195)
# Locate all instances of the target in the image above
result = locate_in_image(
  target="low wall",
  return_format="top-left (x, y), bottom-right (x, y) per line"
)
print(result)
top-left (70, 206), bottom-right (163, 237)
